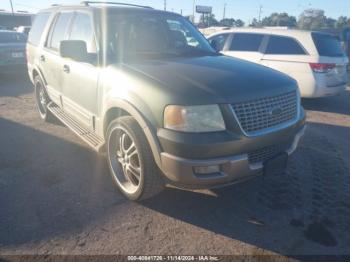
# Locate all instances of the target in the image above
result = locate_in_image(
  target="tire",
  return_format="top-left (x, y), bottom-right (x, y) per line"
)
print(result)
top-left (34, 75), bottom-right (54, 122)
top-left (107, 116), bottom-right (165, 201)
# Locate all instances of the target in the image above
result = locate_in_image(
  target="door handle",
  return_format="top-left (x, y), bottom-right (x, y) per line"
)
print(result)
top-left (40, 55), bottom-right (45, 62)
top-left (63, 65), bottom-right (70, 73)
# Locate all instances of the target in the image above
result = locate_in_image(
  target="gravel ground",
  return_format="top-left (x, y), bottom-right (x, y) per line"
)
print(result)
top-left (0, 73), bottom-right (350, 258)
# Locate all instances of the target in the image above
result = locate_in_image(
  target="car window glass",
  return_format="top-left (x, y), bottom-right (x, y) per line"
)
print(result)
top-left (69, 13), bottom-right (96, 53)
top-left (209, 34), bottom-right (229, 51)
top-left (28, 12), bottom-right (50, 45)
top-left (166, 19), bottom-right (200, 48)
top-left (230, 33), bottom-right (264, 52)
top-left (312, 33), bottom-right (345, 57)
top-left (266, 36), bottom-right (306, 55)
top-left (48, 12), bottom-right (73, 51)
top-left (106, 13), bottom-right (215, 63)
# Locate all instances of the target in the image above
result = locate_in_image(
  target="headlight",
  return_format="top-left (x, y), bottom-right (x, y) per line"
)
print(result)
top-left (164, 105), bottom-right (225, 132)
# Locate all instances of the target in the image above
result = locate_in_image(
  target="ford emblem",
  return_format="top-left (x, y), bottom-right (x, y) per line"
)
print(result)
top-left (269, 107), bottom-right (283, 116)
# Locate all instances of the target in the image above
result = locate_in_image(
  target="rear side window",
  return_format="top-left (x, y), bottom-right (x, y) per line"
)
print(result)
top-left (48, 12), bottom-right (73, 51)
top-left (208, 34), bottom-right (229, 51)
top-left (230, 33), bottom-right (264, 52)
top-left (69, 13), bottom-right (97, 53)
top-left (0, 32), bottom-right (27, 43)
top-left (312, 33), bottom-right (345, 57)
top-left (28, 12), bottom-right (50, 45)
top-left (265, 36), bottom-right (306, 55)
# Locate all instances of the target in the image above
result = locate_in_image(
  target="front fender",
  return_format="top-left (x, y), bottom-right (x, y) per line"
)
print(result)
top-left (102, 98), bottom-right (163, 168)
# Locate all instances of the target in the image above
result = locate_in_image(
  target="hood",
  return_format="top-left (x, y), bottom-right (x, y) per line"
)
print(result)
top-left (119, 55), bottom-right (297, 105)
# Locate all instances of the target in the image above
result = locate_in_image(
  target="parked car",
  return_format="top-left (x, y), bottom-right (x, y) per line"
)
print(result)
top-left (17, 26), bottom-right (31, 35)
top-left (342, 27), bottom-right (350, 67)
top-left (0, 30), bottom-right (27, 73)
top-left (27, 2), bottom-right (305, 201)
top-left (208, 28), bottom-right (349, 98)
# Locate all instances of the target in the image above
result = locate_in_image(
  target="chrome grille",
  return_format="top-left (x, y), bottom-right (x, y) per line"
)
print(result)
top-left (248, 144), bottom-right (288, 164)
top-left (232, 91), bottom-right (298, 135)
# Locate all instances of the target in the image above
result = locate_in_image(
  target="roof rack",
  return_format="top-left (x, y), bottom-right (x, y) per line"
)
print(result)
top-left (80, 1), bottom-right (153, 9)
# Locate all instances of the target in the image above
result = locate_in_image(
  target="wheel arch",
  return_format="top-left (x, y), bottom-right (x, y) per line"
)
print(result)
top-left (103, 99), bottom-right (162, 168)
top-left (32, 65), bottom-right (48, 86)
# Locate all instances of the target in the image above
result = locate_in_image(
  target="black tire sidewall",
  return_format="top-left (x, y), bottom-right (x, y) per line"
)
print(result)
top-left (34, 75), bottom-right (48, 120)
top-left (107, 118), bottom-right (147, 200)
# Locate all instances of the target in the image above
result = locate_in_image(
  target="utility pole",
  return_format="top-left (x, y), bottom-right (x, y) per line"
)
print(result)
top-left (164, 0), bottom-right (166, 11)
top-left (258, 5), bottom-right (263, 23)
top-left (9, 0), bottom-right (14, 15)
top-left (192, 0), bottom-right (196, 23)
top-left (223, 3), bottom-right (227, 20)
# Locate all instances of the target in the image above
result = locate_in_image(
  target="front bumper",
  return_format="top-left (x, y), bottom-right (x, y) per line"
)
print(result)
top-left (160, 125), bottom-right (306, 188)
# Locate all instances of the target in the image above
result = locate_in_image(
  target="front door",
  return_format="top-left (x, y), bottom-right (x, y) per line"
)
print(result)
top-left (61, 11), bottom-right (99, 129)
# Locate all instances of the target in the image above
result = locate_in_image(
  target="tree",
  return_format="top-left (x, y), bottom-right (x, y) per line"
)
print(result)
top-left (200, 13), bottom-right (219, 27)
top-left (219, 18), bottom-right (244, 27)
top-left (325, 17), bottom-right (337, 29)
top-left (261, 13), bottom-right (297, 27)
top-left (220, 18), bottom-right (235, 27)
top-left (336, 16), bottom-right (350, 29)
top-left (298, 9), bottom-right (326, 30)
top-left (250, 18), bottom-right (260, 27)
top-left (235, 19), bottom-right (245, 27)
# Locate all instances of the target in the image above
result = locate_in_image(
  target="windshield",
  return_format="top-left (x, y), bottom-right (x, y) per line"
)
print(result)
top-left (105, 13), bottom-right (216, 62)
top-left (0, 32), bottom-right (27, 43)
top-left (312, 33), bottom-right (345, 57)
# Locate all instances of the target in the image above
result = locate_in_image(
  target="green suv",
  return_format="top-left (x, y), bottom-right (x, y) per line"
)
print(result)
top-left (27, 2), bottom-right (306, 200)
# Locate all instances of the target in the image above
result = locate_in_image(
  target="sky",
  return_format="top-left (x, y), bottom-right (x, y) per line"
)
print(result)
top-left (1, 0), bottom-right (350, 24)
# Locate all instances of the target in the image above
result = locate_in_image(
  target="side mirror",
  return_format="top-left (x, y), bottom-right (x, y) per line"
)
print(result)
top-left (60, 40), bottom-right (88, 62)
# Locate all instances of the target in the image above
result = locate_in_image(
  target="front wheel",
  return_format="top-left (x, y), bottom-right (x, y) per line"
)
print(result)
top-left (107, 116), bottom-right (164, 201)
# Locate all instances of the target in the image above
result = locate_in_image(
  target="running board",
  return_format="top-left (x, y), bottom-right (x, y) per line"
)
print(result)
top-left (47, 102), bottom-right (104, 152)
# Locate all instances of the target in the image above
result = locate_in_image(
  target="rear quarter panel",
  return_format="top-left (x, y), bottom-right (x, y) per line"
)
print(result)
top-left (26, 43), bottom-right (37, 83)
top-left (261, 54), bottom-right (319, 97)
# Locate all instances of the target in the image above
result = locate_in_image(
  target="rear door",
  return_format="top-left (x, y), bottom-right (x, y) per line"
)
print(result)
top-left (27, 11), bottom-right (52, 82)
top-left (261, 35), bottom-right (310, 83)
top-left (223, 33), bottom-right (265, 63)
top-left (40, 11), bottom-right (74, 106)
top-left (312, 32), bottom-right (349, 87)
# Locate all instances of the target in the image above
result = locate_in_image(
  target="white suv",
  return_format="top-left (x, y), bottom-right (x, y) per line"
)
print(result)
top-left (208, 28), bottom-right (349, 98)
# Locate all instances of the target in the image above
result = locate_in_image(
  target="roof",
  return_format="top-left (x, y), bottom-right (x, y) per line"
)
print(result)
top-left (37, 4), bottom-right (181, 20)
top-left (0, 11), bottom-right (33, 16)
top-left (208, 27), bottom-right (314, 39)
top-left (39, 2), bottom-right (169, 14)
